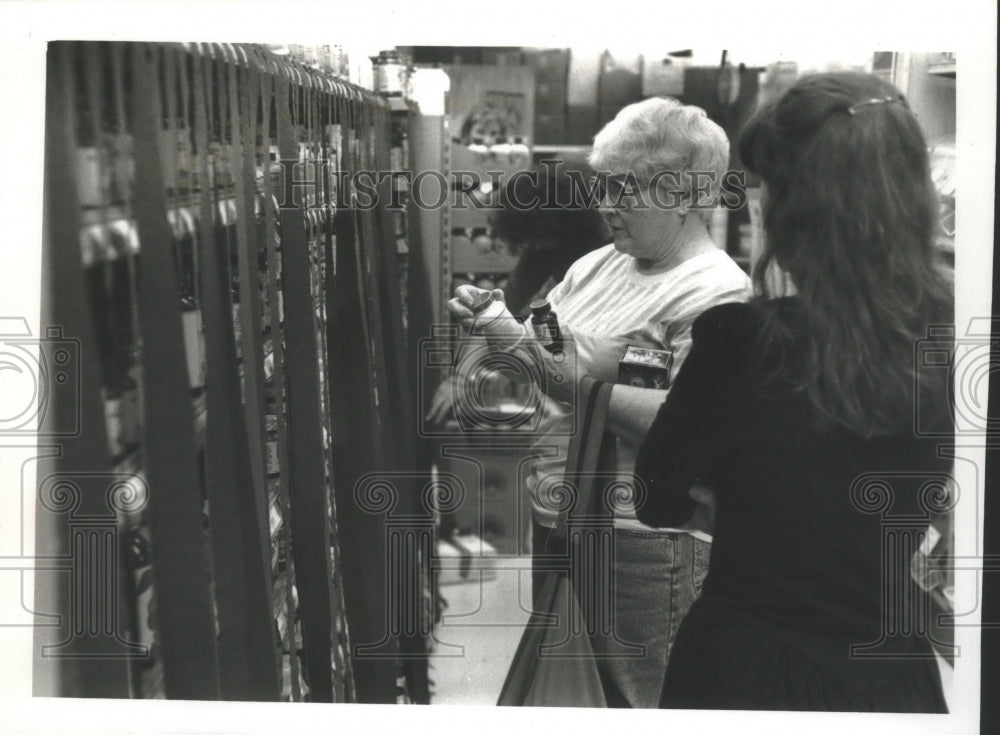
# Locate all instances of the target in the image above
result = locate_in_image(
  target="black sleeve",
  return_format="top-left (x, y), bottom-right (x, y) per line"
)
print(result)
top-left (634, 302), bottom-right (754, 528)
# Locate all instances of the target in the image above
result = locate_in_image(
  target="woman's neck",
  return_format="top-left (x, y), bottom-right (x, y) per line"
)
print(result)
top-left (635, 217), bottom-right (717, 273)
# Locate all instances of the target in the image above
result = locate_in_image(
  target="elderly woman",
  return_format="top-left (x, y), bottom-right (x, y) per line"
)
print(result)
top-left (635, 73), bottom-right (953, 710)
top-left (450, 97), bottom-right (751, 707)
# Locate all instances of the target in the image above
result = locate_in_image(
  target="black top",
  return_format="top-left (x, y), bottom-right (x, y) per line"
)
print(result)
top-left (635, 299), bottom-right (951, 711)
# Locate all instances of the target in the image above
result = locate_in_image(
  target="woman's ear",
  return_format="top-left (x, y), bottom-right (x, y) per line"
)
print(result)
top-left (672, 189), bottom-right (692, 222)
top-left (676, 194), bottom-right (692, 218)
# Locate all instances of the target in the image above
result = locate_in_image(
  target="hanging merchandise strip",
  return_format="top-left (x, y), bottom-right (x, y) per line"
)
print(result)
top-left (34, 41), bottom-right (134, 699)
top-left (373, 103), bottom-right (431, 705)
top-left (128, 42), bottom-right (220, 699)
top-left (317, 83), bottom-right (352, 704)
top-left (229, 49), bottom-right (273, 572)
top-left (322, 84), bottom-right (358, 705)
top-left (357, 104), bottom-right (391, 462)
top-left (107, 41), bottom-right (152, 700)
top-left (324, 87), bottom-right (395, 705)
top-left (323, 89), bottom-right (356, 705)
top-left (257, 59), bottom-right (305, 703)
top-left (192, 46), bottom-right (281, 701)
top-left (312, 71), bottom-right (352, 705)
top-left (45, 40), bottom-right (431, 703)
top-left (278, 70), bottom-right (338, 703)
top-left (373, 100), bottom-right (429, 705)
top-left (306, 75), bottom-right (336, 699)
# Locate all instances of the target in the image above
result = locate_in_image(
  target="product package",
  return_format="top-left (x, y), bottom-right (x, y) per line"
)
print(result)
top-left (617, 345), bottom-right (673, 389)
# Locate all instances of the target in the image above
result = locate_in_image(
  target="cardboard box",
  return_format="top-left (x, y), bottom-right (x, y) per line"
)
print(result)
top-left (566, 104), bottom-right (597, 145)
top-left (618, 345), bottom-right (674, 389)
top-left (436, 534), bottom-right (498, 586)
top-left (527, 49), bottom-right (570, 83)
top-left (534, 112), bottom-right (568, 144)
top-left (534, 81), bottom-right (568, 116)
top-left (599, 52), bottom-right (643, 106)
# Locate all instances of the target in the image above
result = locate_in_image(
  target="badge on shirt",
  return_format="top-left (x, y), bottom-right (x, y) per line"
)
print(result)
top-left (618, 345), bottom-right (674, 389)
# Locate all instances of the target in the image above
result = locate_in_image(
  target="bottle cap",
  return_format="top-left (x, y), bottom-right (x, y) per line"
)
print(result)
top-left (530, 299), bottom-right (551, 318)
top-left (469, 290), bottom-right (495, 314)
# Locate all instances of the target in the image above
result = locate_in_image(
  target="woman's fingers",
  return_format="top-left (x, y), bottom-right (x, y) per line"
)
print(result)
top-left (425, 380), bottom-right (455, 425)
top-left (688, 484), bottom-right (717, 512)
top-left (446, 297), bottom-right (476, 329)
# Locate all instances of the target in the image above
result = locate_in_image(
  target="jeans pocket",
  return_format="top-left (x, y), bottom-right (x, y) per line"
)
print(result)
top-left (692, 538), bottom-right (711, 597)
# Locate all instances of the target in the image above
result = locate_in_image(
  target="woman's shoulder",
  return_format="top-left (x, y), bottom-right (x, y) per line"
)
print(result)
top-left (559, 242), bottom-right (622, 284)
top-left (690, 297), bottom-right (795, 354)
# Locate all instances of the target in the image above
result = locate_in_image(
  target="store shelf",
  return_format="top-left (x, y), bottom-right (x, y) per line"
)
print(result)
top-left (927, 62), bottom-right (956, 78)
top-left (451, 243), bottom-right (519, 274)
top-left (387, 97), bottom-right (417, 113)
top-left (532, 144), bottom-right (592, 156)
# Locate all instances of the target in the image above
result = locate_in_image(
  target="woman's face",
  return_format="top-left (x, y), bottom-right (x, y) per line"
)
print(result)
top-left (600, 174), bottom-right (687, 267)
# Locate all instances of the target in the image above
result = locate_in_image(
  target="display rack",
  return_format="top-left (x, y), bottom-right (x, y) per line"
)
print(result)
top-left (37, 41), bottom-right (435, 703)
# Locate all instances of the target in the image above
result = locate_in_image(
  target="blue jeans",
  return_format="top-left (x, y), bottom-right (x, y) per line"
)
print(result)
top-left (532, 520), bottom-right (710, 708)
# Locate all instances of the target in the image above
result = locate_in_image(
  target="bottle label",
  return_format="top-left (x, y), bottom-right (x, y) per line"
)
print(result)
top-left (532, 321), bottom-right (554, 346)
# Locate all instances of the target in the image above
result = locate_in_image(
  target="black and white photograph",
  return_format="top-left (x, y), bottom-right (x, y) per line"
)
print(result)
top-left (0, 2), bottom-right (995, 733)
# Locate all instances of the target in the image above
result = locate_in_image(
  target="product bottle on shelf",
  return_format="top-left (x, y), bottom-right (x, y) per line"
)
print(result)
top-left (121, 343), bottom-right (142, 451)
top-left (83, 237), bottom-right (126, 458)
top-left (103, 382), bottom-right (126, 459)
top-left (179, 272), bottom-right (206, 394)
top-left (471, 226), bottom-right (493, 254)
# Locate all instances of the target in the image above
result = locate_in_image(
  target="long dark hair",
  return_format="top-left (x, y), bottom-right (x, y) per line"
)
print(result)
top-left (739, 72), bottom-right (953, 437)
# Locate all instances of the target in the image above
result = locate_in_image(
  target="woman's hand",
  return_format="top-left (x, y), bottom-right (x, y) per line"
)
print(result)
top-left (425, 377), bottom-right (457, 427)
top-left (682, 484), bottom-right (717, 536)
top-left (446, 285), bottom-right (505, 330)
top-left (524, 322), bottom-right (580, 404)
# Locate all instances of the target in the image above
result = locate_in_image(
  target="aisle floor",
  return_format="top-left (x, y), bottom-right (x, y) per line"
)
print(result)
top-left (429, 559), bottom-right (532, 705)
top-left (428, 559), bottom-right (956, 712)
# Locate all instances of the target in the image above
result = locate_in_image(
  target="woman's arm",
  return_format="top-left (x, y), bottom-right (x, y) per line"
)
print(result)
top-left (606, 384), bottom-right (668, 445)
top-left (634, 303), bottom-right (751, 529)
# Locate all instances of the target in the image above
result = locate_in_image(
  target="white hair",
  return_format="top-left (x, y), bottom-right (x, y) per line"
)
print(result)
top-left (588, 97), bottom-right (730, 208)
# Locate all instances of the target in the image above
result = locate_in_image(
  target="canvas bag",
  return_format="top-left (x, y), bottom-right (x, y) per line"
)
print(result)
top-left (497, 377), bottom-right (614, 707)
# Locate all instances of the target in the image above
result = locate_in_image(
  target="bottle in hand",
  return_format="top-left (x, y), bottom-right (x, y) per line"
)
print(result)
top-left (529, 299), bottom-right (562, 354)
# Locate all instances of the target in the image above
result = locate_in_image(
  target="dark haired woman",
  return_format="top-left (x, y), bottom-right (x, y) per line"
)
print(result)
top-left (635, 72), bottom-right (954, 711)
top-left (490, 162), bottom-right (609, 315)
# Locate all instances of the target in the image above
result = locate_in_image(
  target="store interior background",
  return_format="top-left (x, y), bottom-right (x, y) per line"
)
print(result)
top-left (401, 46), bottom-right (956, 705)
top-left (32, 42), bottom-right (956, 707)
